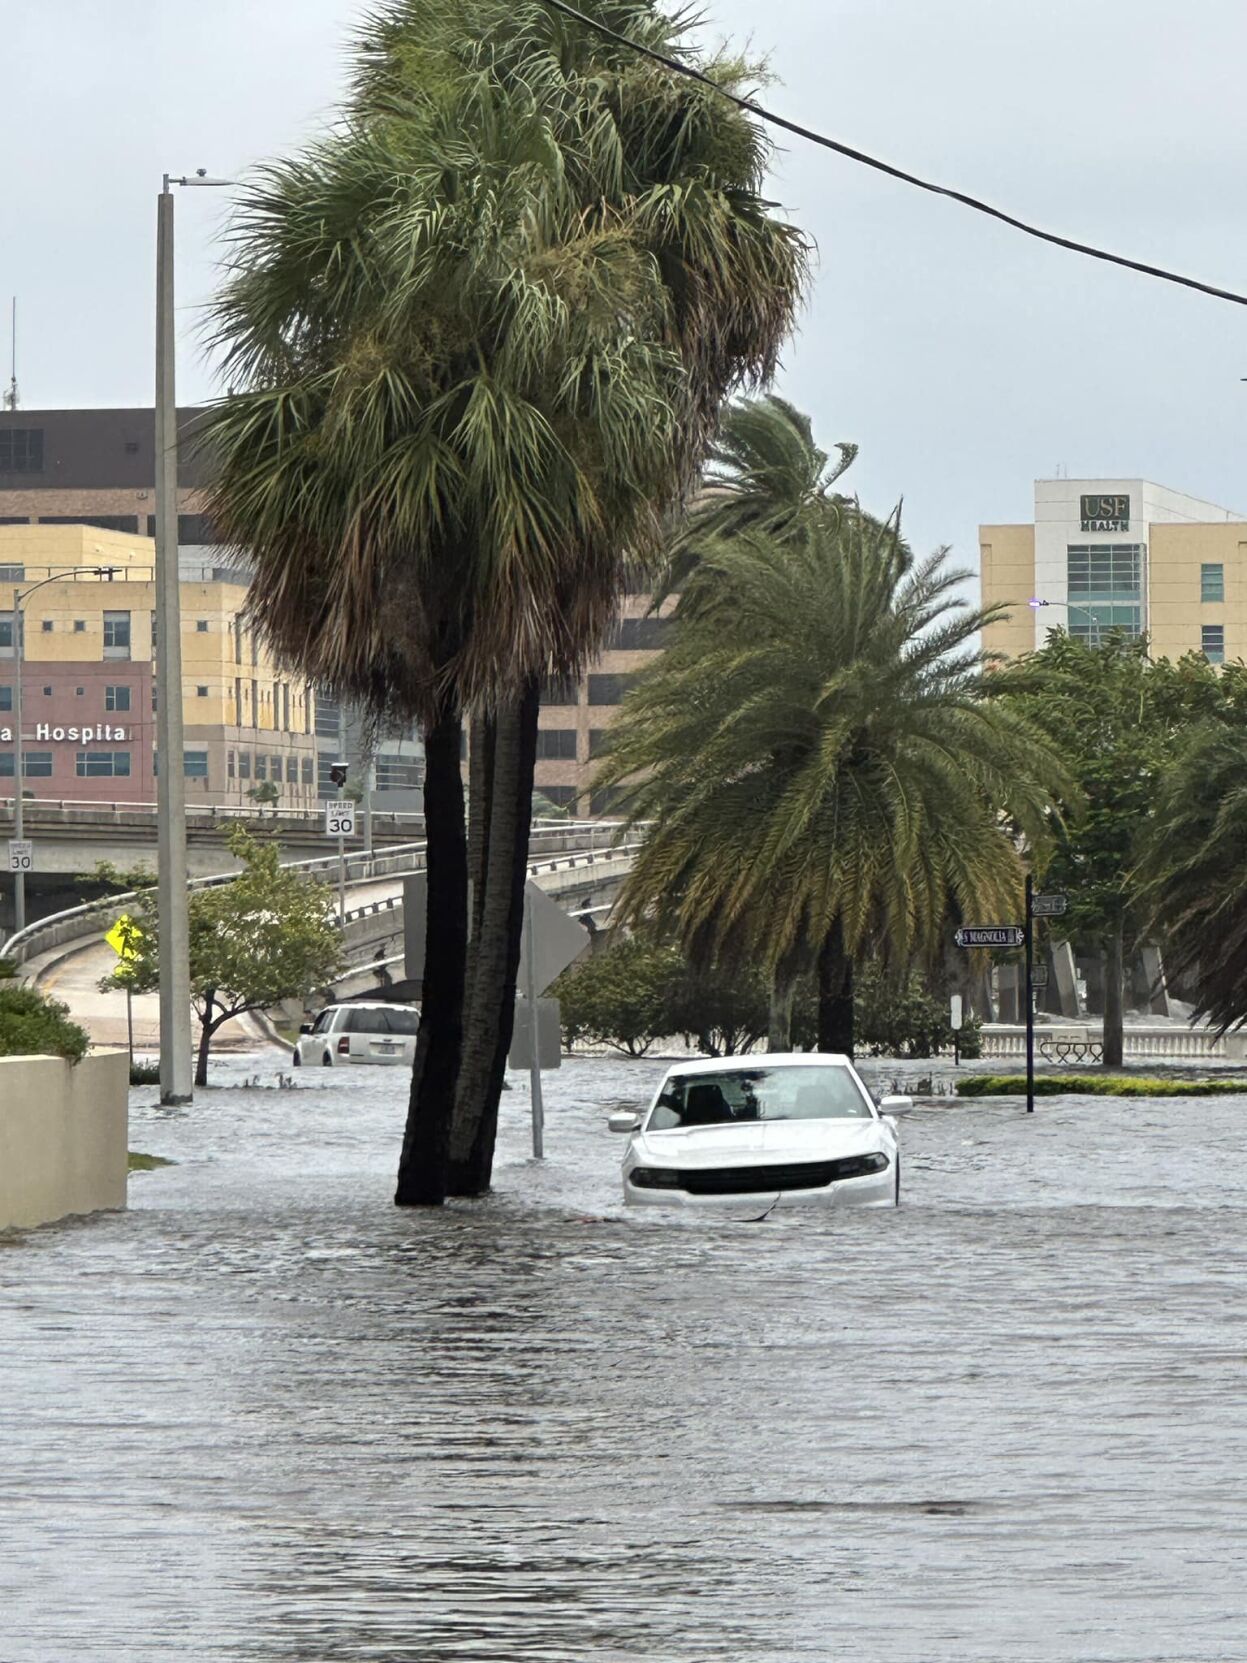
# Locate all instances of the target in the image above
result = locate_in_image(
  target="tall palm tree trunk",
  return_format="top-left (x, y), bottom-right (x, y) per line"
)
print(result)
top-left (395, 701), bottom-right (467, 1206)
top-left (448, 677), bottom-right (541, 1195)
top-left (1102, 920), bottom-right (1125, 1068)
top-left (816, 916), bottom-right (855, 1057)
top-left (767, 973), bottom-right (795, 1050)
top-left (463, 710), bottom-right (495, 1002)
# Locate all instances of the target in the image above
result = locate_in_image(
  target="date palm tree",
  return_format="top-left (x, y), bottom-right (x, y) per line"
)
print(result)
top-left (1140, 720), bottom-right (1247, 1034)
top-left (655, 392), bottom-right (871, 1042)
top-left (598, 505), bottom-right (1067, 1053)
top-left (198, 0), bottom-right (807, 1201)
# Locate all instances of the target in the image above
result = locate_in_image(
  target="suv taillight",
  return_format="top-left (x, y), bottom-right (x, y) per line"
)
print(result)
top-left (338, 1035), bottom-right (351, 1054)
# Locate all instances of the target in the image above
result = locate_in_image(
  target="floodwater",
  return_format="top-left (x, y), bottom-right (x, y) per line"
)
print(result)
top-left (3, 1053), bottom-right (1247, 1663)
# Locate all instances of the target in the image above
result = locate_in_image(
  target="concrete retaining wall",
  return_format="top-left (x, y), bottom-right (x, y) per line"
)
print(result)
top-left (0, 1050), bottom-right (129, 1231)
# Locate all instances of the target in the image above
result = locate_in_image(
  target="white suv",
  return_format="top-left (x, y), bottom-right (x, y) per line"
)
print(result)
top-left (293, 1002), bottom-right (419, 1068)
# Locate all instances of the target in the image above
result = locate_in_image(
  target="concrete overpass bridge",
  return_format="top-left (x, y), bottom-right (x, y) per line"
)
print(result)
top-left (0, 797), bottom-right (430, 927)
top-left (3, 824), bottom-right (637, 1050)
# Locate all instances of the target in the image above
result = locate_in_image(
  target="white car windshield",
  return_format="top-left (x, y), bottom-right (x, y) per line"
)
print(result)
top-left (648, 1065), bottom-right (872, 1130)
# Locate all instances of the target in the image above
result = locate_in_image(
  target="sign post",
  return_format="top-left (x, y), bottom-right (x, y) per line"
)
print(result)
top-left (1024, 874), bottom-right (1035, 1115)
top-left (106, 913), bottom-right (143, 1070)
top-left (522, 891), bottom-right (544, 1159)
top-left (324, 797), bottom-right (356, 923)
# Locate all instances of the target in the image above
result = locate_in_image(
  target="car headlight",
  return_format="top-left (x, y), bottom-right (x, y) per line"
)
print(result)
top-left (831, 1152), bottom-right (890, 1179)
top-left (629, 1166), bottom-right (684, 1189)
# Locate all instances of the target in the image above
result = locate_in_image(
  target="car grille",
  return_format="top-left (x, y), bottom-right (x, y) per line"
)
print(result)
top-left (676, 1157), bottom-right (881, 1195)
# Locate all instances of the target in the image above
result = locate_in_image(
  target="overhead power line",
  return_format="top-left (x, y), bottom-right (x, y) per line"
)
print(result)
top-left (539, 0), bottom-right (1247, 309)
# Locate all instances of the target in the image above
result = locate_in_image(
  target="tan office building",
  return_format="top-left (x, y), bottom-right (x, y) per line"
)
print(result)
top-left (534, 591), bottom-right (675, 815)
top-left (1, 525), bottom-right (318, 806)
top-left (981, 478), bottom-right (1246, 663)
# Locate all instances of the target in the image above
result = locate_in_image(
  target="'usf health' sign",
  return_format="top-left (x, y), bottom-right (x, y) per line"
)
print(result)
top-left (1080, 492), bottom-right (1130, 532)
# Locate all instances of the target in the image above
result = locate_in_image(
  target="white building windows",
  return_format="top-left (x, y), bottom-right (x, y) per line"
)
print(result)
top-left (102, 610), bottom-right (131, 659)
top-left (76, 751), bottom-right (132, 778)
top-left (1066, 543), bottom-right (1143, 640)
top-left (1201, 564), bottom-right (1225, 603)
top-left (1202, 625), bottom-right (1225, 664)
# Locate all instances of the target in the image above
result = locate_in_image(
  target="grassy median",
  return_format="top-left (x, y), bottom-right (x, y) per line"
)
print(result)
top-left (957, 1074), bottom-right (1247, 1098)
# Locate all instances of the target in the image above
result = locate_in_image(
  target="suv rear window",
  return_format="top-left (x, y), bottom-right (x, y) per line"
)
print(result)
top-left (344, 1007), bottom-right (419, 1034)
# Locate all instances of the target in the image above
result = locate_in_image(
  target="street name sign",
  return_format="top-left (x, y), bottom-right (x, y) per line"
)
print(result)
top-left (324, 800), bottom-right (356, 838)
top-left (1032, 893), bottom-right (1068, 919)
top-left (7, 839), bottom-right (33, 873)
top-left (954, 925), bottom-right (1025, 948)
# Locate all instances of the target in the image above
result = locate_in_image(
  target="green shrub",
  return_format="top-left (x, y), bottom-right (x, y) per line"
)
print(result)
top-left (957, 1073), bottom-right (1246, 1098)
top-left (0, 985), bottom-right (90, 1062)
top-left (665, 959), bottom-right (769, 1056)
top-left (792, 962), bottom-right (980, 1059)
top-left (551, 935), bottom-right (682, 1055)
top-left (0, 955), bottom-right (18, 979)
top-left (129, 1059), bottom-right (162, 1086)
top-left (552, 935), bottom-right (771, 1056)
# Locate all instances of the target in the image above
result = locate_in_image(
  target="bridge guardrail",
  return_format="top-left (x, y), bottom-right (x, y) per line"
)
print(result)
top-left (1, 824), bottom-right (637, 967)
top-left (981, 1023), bottom-right (1246, 1061)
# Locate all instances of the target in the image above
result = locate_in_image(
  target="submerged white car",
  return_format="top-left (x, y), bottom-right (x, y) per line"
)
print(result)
top-left (293, 1001), bottom-right (419, 1068)
top-left (612, 1053), bottom-right (907, 1209)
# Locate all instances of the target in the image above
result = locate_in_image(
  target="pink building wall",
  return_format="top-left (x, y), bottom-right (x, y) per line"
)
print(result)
top-left (2, 662), bottom-right (154, 802)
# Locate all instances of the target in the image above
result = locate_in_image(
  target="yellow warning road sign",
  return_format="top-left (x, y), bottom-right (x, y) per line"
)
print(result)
top-left (105, 914), bottom-right (143, 961)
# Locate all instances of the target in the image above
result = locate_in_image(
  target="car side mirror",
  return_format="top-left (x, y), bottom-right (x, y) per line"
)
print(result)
top-left (299, 1022), bottom-right (314, 1035)
top-left (608, 1110), bottom-right (641, 1134)
top-left (879, 1094), bottom-right (912, 1114)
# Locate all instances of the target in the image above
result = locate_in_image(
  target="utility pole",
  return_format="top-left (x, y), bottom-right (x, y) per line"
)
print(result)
top-left (4, 297), bottom-right (17, 411)
top-left (1024, 873), bottom-right (1035, 1115)
top-left (152, 171), bottom-right (232, 1103)
top-left (154, 176), bottom-right (193, 1104)
top-left (11, 590), bottom-right (22, 933)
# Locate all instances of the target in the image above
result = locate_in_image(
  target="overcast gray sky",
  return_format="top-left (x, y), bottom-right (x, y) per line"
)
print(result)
top-left (6, 0), bottom-right (1247, 583)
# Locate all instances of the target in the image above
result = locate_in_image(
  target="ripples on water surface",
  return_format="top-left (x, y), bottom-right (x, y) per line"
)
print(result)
top-left (3, 1053), bottom-right (1246, 1661)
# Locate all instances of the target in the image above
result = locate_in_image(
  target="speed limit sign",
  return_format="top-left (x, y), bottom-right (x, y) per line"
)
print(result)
top-left (324, 801), bottom-right (356, 838)
top-left (7, 839), bottom-right (33, 872)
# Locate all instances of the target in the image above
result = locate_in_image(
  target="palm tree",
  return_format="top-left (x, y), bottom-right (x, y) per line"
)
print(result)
top-left (653, 392), bottom-right (884, 1043)
top-left (597, 506), bottom-right (1067, 1053)
top-left (1140, 721), bottom-right (1247, 1034)
top-left (198, 0), bottom-right (807, 1202)
top-left (689, 394), bottom-right (858, 540)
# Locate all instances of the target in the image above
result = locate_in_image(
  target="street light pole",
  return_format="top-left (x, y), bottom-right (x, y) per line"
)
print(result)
top-left (10, 566), bottom-right (116, 934)
top-left (11, 590), bottom-right (22, 933)
top-left (154, 170), bottom-right (232, 1105)
top-left (154, 176), bottom-right (192, 1104)
top-left (1029, 597), bottom-right (1104, 642)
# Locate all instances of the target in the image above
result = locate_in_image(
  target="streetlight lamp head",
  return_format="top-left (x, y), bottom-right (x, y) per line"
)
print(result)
top-left (172, 172), bottom-right (235, 188)
top-left (1028, 597), bottom-right (1049, 608)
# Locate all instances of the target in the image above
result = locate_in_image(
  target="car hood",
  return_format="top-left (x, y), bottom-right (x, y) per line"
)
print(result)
top-left (631, 1117), bottom-right (891, 1170)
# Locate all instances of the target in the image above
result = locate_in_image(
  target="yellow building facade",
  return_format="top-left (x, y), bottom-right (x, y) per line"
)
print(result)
top-left (981, 478), bottom-right (1246, 664)
top-left (1, 525), bottom-right (317, 806)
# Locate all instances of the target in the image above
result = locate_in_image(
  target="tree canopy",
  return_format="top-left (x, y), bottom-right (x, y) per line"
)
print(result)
top-left (103, 828), bottom-right (343, 1085)
top-left (599, 500), bottom-right (1066, 1026)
